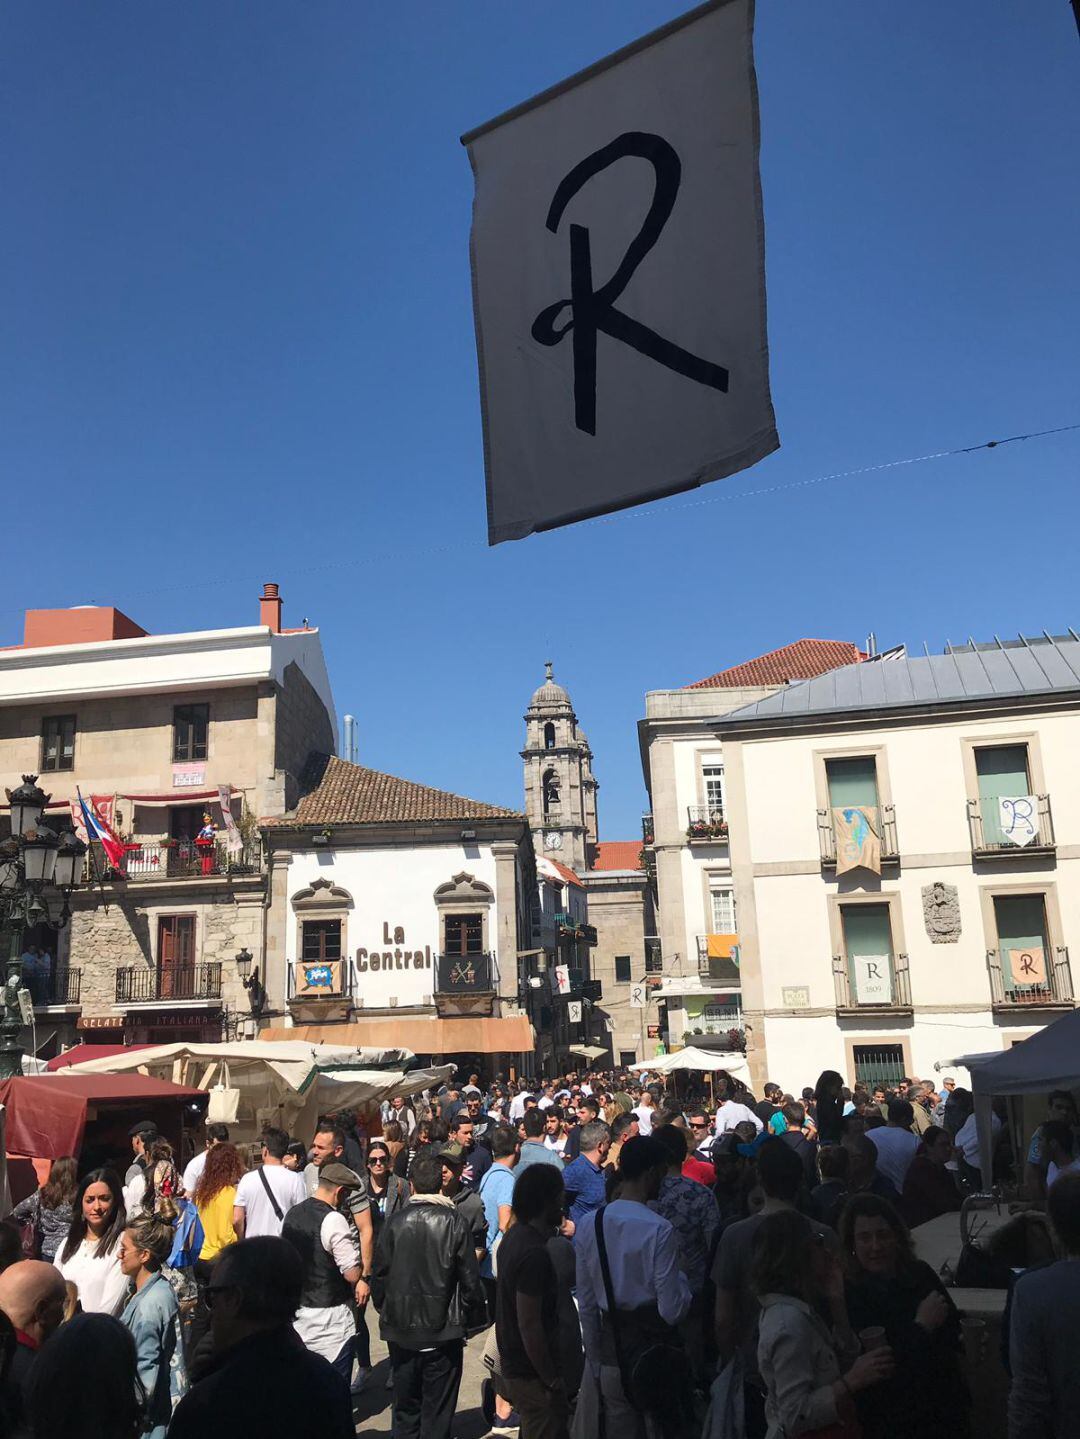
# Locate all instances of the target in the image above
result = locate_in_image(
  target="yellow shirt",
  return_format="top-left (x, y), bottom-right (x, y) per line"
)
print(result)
top-left (197, 1185), bottom-right (238, 1261)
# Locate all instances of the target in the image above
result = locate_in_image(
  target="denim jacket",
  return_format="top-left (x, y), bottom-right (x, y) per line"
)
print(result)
top-left (121, 1272), bottom-right (188, 1439)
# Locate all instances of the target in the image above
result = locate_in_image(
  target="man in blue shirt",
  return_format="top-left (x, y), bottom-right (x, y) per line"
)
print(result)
top-left (478, 1127), bottom-right (519, 1295)
top-left (561, 1120), bottom-right (611, 1232)
top-left (514, 1108), bottom-right (564, 1182)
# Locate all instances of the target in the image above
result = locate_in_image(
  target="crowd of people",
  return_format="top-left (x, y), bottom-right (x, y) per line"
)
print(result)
top-left (0, 1065), bottom-right (1076, 1438)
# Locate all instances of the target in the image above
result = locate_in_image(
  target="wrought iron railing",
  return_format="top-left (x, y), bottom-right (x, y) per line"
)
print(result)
top-left (435, 952), bottom-right (494, 994)
top-left (288, 957), bottom-right (354, 1001)
top-left (687, 805), bottom-right (728, 841)
top-left (968, 796), bottom-right (1055, 856)
top-left (832, 952), bottom-right (911, 1010)
top-left (645, 938), bottom-right (663, 973)
top-left (27, 967), bottom-right (81, 1007)
top-left (87, 838), bottom-right (263, 883)
top-left (115, 963), bottom-right (222, 1004)
top-left (987, 945), bottom-right (1072, 1006)
top-left (818, 805), bottom-right (899, 866)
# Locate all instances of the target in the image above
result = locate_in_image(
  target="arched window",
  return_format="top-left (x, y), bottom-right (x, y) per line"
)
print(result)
top-left (544, 722), bottom-right (556, 750)
top-left (542, 768), bottom-right (560, 815)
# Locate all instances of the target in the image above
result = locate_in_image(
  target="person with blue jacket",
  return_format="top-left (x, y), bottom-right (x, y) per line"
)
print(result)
top-left (119, 1212), bottom-right (188, 1439)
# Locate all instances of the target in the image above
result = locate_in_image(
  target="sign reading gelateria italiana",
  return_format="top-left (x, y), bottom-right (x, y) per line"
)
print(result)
top-left (356, 922), bottom-right (434, 973)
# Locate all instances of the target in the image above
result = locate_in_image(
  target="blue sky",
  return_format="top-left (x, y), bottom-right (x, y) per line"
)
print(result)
top-left (2, 2), bottom-right (1078, 838)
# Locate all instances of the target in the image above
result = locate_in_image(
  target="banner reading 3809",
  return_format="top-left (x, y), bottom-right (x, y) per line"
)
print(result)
top-left (462, 0), bottom-right (778, 545)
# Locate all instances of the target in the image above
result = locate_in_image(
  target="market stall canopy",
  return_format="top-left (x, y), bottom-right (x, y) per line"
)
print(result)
top-left (0, 1073), bottom-right (207, 1160)
top-left (62, 1041), bottom-right (453, 1145)
top-left (628, 1047), bottom-right (752, 1083)
top-left (47, 1044), bottom-right (154, 1071)
top-left (939, 1010), bottom-right (1080, 1186)
top-left (263, 1015), bottom-right (535, 1055)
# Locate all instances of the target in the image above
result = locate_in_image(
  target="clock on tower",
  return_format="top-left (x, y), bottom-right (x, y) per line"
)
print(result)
top-left (545, 831), bottom-right (563, 851)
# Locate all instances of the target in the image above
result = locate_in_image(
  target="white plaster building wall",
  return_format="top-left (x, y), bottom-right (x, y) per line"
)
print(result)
top-left (736, 703), bottom-right (1080, 1081)
top-left (284, 843), bottom-right (502, 1010)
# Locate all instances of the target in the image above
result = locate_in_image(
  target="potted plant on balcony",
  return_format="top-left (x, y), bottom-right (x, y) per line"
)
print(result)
top-left (710, 819), bottom-right (729, 839)
top-left (688, 818), bottom-right (711, 840)
top-left (725, 1025), bottom-right (746, 1053)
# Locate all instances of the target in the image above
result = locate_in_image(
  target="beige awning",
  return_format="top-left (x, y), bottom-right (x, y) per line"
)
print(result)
top-left (569, 1044), bottom-right (608, 1061)
top-left (262, 1014), bottom-right (534, 1056)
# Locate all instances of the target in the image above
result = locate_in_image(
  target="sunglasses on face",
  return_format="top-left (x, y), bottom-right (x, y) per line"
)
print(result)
top-left (368, 1156), bottom-right (388, 1165)
top-left (689, 1121), bottom-right (708, 1129)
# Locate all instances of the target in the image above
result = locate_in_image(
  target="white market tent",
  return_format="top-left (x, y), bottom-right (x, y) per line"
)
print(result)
top-left (629, 1046), bottom-right (752, 1085)
top-left (64, 1041), bottom-right (453, 1145)
top-left (944, 1008), bottom-right (1080, 1184)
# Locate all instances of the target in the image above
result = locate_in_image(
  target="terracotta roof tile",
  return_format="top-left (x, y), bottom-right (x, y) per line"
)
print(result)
top-left (590, 841), bottom-right (644, 872)
top-left (685, 639), bottom-right (864, 690)
top-left (538, 856), bottom-right (585, 888)
top-left (264, 753), bottom-right (523, 827)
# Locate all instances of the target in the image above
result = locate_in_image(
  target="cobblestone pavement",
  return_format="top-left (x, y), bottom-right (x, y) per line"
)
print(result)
top-left (352, 1326), bottom-right (492, 1438)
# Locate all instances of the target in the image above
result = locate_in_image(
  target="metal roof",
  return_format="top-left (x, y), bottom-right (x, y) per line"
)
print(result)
top-left (714, 635), bottom-right (1080, 727)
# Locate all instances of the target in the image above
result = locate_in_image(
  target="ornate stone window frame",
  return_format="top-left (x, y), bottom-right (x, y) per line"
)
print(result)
top-left (434, 872), bottom-right (495, 953)
top-left (291, 877), bottom-right (353, 964)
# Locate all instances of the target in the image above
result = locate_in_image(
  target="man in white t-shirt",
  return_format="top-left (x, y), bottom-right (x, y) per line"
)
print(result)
top-left (714, 1096), bottom-right (764, 1137)
top-left (633, 1089), bottom-right (657, 1136)
top-left (867, 1100), bottom-right (922, 1192)
top-left (281, 1162), bottom-right (365, 1385)
top-left (233, 1127), bottom-right (308, 1239)
top-left (182, 1121), bottom-right (230, 1196)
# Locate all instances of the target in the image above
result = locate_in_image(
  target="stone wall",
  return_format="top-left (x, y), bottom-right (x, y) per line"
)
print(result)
top-left (584, 873), bottom-right (658, 1064)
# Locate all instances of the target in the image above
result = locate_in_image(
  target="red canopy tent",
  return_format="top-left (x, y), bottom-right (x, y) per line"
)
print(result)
top-left (46, 1044), bottom-right (153, 1072)
top-left (0, 1073), bottom-right (207, 1203)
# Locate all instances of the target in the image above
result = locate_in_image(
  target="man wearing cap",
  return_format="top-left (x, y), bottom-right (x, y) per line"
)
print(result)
top-left (124, 1120), bottom-right (159, 1213)
top-left (281, 1161), bottom-right (367, 1386)
top-left (439, 1143), bottom-right (487, 1262)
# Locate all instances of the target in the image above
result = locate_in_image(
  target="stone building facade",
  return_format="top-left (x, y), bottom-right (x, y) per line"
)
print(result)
top-left (0, 585), bottom-right (335, 1056)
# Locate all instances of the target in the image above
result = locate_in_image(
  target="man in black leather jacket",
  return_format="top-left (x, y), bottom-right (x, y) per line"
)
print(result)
top-left (371, 1151), bottom-right (486, 1439)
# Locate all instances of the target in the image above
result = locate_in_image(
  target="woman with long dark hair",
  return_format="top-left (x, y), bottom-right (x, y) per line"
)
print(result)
top-left (13, 1155), bottom-right (78, 1261)
top-left (814, 1070), bottom-right (846, 1145)
top-left (365, 1140), bottom-right (409, 1243)
top-left (26, 1312), bottom-right (145, 1439)
top-left (840, 1193), bottom-right (970, 1439)
top-left (54, 1168), bottom-right (128, 1315)
top-left (753, 1208), bottom-right (892, 1438)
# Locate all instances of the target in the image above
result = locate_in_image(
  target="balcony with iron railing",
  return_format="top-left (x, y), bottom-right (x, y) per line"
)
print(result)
top-left (87, 837), bottom-right (264, 884)
top-left (288, 956), bottom-right (355, 1002)
top-left (818, 805), bottom-right (899, 867)
top-left (832, 952), bottom-right (911, 1014)
top-left (968, 796), bottom-right (1055, 859)
top-left (988, 945), bottom-right (1073, 1009)
top-left (553, 914), bottom-right (598, 945)
top-left (435, 951), bottom-right (496, 995)
top-left (687, 806), bottom-right (728, 843)
top-left (25, 966), bottom-right (81, 1008)
top-left (116, 963), bottom-right (223, 1005)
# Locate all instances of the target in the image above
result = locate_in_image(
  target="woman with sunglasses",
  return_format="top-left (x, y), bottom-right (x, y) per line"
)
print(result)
top-left (365, 1141), bottom-right (409, 1244)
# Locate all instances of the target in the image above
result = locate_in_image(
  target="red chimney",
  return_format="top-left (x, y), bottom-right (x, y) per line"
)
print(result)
top-left (259, 582), bottom-right (282, 633)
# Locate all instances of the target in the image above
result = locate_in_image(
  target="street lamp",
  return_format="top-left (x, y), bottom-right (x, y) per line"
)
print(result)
top-left (0, 776), bottom-right (87, 1079)
top-left (235, 946), bottom-right (267, 1020)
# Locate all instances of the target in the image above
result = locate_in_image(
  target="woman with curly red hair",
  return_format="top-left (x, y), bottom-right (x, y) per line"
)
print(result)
top-left (189, 1142), bottom-right (247, 1352)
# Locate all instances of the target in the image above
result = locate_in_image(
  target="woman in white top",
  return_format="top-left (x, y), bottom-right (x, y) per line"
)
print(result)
top-left (54, 1167), bottom-right (129, 1316)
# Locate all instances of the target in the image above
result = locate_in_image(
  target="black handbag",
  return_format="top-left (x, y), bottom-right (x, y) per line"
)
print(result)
top-left (594, 1204), bottom-right (693, 1425)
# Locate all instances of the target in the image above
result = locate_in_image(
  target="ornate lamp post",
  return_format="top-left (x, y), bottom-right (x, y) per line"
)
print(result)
top-left (0, 776), bottom-right (87, 1079)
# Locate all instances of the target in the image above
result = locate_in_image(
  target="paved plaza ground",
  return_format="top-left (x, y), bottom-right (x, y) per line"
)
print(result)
top-left (352, 1326), bottom-right (492, 1438)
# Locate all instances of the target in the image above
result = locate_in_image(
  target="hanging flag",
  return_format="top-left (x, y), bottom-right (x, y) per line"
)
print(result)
top-left (462, 0), bottom-right (777, 544)
top-left (998, 795), bottom-right (1040, 847)
top-left (69, 798), bottom-right (88, 845)
top-left (834, 806), bottom-right (882, 876)
top-left (853, 955), bottom-right (893, 1005)
top-left (1007, 947), bottom-right (1048, 989)
top-left (77, 789), bottom-right (131, 873)
top-left (217, 785), bottom-right (244, 855)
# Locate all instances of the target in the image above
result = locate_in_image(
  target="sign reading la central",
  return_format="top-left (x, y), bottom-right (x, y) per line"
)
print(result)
top-left (356, 922), bottom-right (434, 973)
